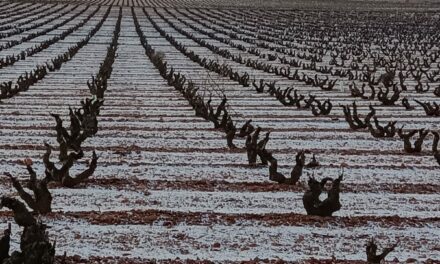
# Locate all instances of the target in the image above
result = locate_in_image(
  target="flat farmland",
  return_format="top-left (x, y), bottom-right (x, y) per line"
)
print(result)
top-left (0, 0), bottom-right (439, 263)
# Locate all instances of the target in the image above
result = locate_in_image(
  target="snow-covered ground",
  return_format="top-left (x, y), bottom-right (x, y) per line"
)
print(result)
top-left (0, 3), bottom-right (439, 262)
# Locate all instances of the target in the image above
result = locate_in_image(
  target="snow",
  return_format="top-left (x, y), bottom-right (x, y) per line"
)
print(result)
top-left (0, 4), bottom-right (439, 262)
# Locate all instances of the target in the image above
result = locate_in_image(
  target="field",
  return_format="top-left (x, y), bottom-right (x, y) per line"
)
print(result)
top-left (0, 0), bottom-right (439, 263)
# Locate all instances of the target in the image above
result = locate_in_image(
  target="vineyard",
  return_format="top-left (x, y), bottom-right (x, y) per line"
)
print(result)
top-left (0, 0), bottom-right (439, 263)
